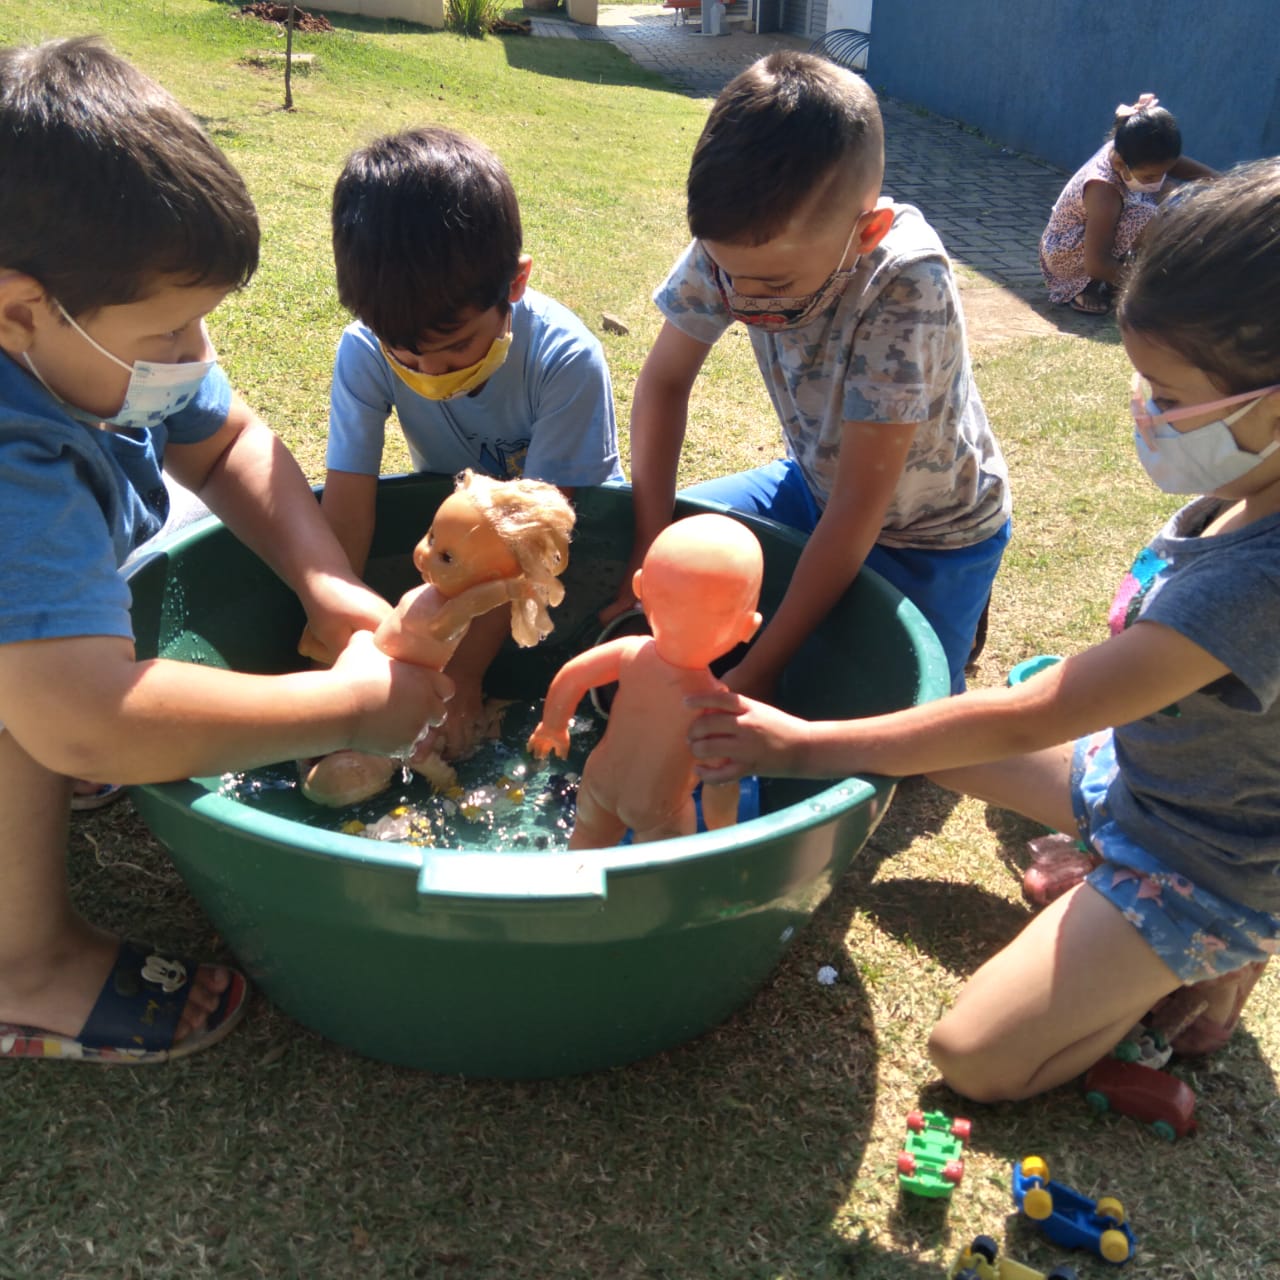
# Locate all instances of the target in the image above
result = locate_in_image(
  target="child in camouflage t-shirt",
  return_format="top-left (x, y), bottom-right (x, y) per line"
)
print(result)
top-left (617, 52), bottom-right (1010, 694)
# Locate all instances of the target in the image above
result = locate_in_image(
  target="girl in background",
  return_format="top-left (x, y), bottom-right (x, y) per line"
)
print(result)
top-left (1040, 94), bottom-right (1216, 315)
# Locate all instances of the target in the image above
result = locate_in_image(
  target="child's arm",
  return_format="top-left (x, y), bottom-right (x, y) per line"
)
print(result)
top-left (165, 395), bottom-right (390, 654)
top-left (318, 469), bottom-right (380, 578)
top-left (688, 621), bottom-right (1229, 782)
top-left (603, 323), bottom-right (711, 623)
top-left (1080, 180), bottom-right (1127, 284)
top-left (528, 639), bottom-right (635, 758)
top-left (724, 419), bottom-right (917, 699)
top-left (0, 630), bottom-right (453, 785)
top-left (1170, 155), bottom-right (1219, 182)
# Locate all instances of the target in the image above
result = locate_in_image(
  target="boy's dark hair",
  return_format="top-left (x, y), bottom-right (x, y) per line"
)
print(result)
top-left (1110, 102), bottom-right (1182, 169)
top-left (687, 51), bottom-right (884, 246)
top-left (332, 127), bottom-right (523, 350)
top-left (1119, 158), bottom-right (1280, 392)
top-left (0, 37), bottom-right (259, 315)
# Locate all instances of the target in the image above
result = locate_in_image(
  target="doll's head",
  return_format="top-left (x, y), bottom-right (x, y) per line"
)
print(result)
top-left (414, 469), bottom-right (575, 647)
top-left (634, 514), bottom-right (763, 668)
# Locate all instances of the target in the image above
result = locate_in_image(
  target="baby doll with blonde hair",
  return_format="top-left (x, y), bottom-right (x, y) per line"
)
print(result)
top-left (303, 470), bottom-right (575, 807)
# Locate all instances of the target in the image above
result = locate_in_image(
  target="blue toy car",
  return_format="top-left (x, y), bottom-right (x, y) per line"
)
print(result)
top-left (1011, 1156), bottom-right (1137, 1265)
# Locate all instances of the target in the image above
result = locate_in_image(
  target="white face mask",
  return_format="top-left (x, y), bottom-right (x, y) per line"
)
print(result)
top-left (1123, 171), bottom-right (1166, 195)
top-left (1130, 376), bottom-right (1280, 494)
top-left (26, 301), bottom-right (216, 430)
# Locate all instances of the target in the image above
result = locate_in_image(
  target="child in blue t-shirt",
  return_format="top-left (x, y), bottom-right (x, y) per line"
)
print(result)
top-left (0, 39), bottom-right (450, 1064)
top-left (319, 127), bottom-right (623, 757)
top-left (690, 159), bottom-right (1280, 1102)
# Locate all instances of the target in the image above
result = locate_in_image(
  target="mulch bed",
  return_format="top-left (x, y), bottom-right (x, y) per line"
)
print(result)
top-left (239, 3), bottom-right (335, 34)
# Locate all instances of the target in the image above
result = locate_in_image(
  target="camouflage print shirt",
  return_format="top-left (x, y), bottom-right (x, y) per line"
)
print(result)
top-left (654, 201), bottom-right (1011, 550)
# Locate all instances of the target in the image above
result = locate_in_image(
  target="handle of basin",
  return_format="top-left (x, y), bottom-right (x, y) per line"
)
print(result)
top-left (417, 850), bottom-right (607, 902)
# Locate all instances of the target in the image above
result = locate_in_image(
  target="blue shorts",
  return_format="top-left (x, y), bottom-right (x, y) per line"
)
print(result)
top-left (1072, 729), bottom-right (1280, 983)
top-left (680, 458), bottom-right (1011, 692)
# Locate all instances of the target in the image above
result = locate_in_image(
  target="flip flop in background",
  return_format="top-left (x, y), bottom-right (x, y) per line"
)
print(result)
top-left (0, 940), bottom-right (249, 1064)
top-left (70, 781), bottom-right (126, 812)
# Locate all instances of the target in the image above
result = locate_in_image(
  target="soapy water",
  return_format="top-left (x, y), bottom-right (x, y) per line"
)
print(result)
top-left (220, 700), bottom-right (601, 852)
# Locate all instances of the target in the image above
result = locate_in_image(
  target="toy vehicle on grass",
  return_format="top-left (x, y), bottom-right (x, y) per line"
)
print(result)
top-left (895, 1108), bottom-right (971, 1198)
top-left (1011, 1156), bottom-right (1137, 1264)
top-left (948, 1234), bottom-right (1078, 1280)
top-left (1084, 1057), bottom-right (1197, 1140)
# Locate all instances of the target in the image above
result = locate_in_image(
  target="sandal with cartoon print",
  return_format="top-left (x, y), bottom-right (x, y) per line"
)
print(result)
top-left (0, 939), bottom-right (249, 1064)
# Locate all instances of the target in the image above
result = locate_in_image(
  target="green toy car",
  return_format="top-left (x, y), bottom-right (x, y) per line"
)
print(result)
top-left (896, 1108), bottom-right (971, 1198)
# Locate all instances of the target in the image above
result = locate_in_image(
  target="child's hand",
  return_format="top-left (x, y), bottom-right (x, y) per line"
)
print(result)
top-left (527, 722), bottom-right (570, 761)
top-left (437, 672), bottom-right (487, 760)
top-left (297, 622), bottom-right (336, 667)
top-left (686, 690), bottom-right (809, 782)
top-left (303, 578), bottom-right (393, 665)
top-left (331, 630), bottom-right (454, 757)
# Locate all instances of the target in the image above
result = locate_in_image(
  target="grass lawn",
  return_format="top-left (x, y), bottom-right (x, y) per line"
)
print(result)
top-left (2, 3), bottom-right (1277, 1278)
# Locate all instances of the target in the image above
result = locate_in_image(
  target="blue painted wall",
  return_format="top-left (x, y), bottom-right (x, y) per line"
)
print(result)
top-left (867, 0), bottom-right (1279, 173)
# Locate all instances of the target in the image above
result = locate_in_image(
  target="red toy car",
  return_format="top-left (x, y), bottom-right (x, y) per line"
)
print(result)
top-left (1083, 1058), bottom-right (1198, 1140)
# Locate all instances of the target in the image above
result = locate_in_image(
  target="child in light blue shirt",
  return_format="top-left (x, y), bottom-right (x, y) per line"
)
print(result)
top-left (321, 127), bottom-right (622, 755)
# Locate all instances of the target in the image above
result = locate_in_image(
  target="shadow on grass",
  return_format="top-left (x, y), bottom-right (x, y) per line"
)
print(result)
top-left (0, 802), bottom-right (945, 1279)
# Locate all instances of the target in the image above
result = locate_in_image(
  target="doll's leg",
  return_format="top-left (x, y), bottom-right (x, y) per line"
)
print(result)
top-left (628, 797), bottom-right (698, 845)
top-left (0, 729), bottom-right (234, 1042)
top-left (568, 780), bottom-right (629, 851)
top-left (927, 881), bottom-right (1182, 1102)
top-left (699, 779), bottom-right (740, 831)
top-left (300, 749), bottom-right (397, 808)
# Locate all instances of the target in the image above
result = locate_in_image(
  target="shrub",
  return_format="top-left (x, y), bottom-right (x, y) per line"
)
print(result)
top-left (447, 0), bottom-right (508, 37)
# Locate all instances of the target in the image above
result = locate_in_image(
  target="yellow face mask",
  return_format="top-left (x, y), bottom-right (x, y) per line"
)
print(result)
top-left (380, 325), bottom-right (513, 402)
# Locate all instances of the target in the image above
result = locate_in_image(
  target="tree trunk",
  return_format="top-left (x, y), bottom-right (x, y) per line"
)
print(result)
top-left (284, 3), bottom-right (296, 110)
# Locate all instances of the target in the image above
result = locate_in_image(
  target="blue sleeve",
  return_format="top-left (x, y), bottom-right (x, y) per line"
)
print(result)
top-left (327, 325), bottom-right (394, 475)
top-left (0, 433), bottom-right (132, 648)
top-left (164, 363), bottom-right (233, 445)
top-left (1142, 549), bottom-right (1280, 713)
top-left (523, 323), bottom-right (623, 487)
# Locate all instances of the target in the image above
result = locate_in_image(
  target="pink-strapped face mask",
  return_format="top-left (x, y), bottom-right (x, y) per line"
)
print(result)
top-left (710, 217), bottom-right (862, 331)
top-left (1128, 372), bottom-right (1280, 448)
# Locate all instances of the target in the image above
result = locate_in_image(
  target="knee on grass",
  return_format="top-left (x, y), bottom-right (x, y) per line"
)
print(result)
top-left (927, 1019), bottom-right (1032, 1104)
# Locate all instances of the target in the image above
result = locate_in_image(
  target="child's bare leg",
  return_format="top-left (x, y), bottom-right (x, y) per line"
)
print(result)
top-left (928, 743), bottom-right (1077, 833)
top-left (0, 730), bottom-right (231, 1041)
top-left (568, 780), bottom-right (628, 851)
top-left (928, 882), bottom-right (1182, 1101)
top-left (699, 779), bottom-right (740, 831)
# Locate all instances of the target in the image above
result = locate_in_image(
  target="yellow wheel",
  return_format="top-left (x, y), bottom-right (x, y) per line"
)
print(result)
top-left (1100, 1227), bottom-right (1131, 1263)
top-left (1096, 1195), bottom-right (1125, 1225)
top-left (1024, 1186), bottom-right (1054, 1220)
top-left (1021, 1155), bottom-right (1050, 1181)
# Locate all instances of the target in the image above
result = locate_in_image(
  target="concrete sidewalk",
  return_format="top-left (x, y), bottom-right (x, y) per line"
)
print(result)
top-left (533, 5), bottom-right (1066, 290)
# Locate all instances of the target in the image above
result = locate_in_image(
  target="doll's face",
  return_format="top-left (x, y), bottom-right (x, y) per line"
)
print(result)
top-left (414, 492), bottom-right (521, 597)
top-left (634, 515), bottom-right (763, 667)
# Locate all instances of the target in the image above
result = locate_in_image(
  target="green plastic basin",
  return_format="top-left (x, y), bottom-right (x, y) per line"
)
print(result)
top-left (127, 475), bottom-right (948, 1077)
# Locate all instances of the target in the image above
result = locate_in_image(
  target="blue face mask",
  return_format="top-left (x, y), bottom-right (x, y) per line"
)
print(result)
top-left (26, 301), bottom-right (216, 430)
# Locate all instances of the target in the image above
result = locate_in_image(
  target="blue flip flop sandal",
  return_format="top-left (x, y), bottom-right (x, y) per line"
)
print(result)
top-left (0, 940), bottom-right (249, 1064)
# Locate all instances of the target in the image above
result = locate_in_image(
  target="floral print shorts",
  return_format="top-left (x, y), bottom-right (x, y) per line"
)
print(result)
top-left (1071, 729), bottom-right (1280, 983)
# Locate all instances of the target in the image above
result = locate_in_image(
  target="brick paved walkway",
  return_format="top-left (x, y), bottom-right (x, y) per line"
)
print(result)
top-left (533, 5), bottom-right (1067, 289)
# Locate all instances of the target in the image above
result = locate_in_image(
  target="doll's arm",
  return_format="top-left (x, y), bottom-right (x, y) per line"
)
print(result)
top-left (376, 579), bottom-right (515, 667)
top-left (528, 640), bottom-right (634, 759)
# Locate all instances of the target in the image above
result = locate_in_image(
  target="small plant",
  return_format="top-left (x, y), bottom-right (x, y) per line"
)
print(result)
top-left (447, 0), bottom-right (508, 37)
